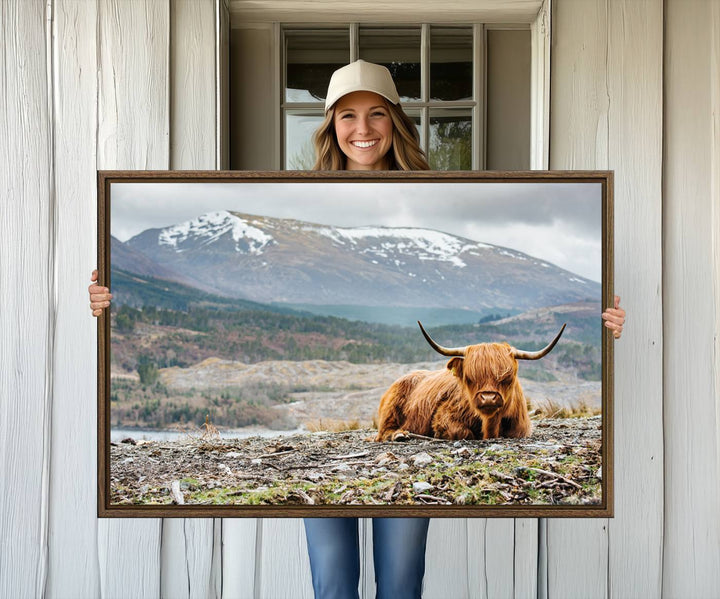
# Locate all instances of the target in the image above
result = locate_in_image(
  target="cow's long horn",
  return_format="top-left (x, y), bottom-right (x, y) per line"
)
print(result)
top-left (417, 321), bottom-right (467, 357)
top-left (512, 323), bottom-right (567, 360)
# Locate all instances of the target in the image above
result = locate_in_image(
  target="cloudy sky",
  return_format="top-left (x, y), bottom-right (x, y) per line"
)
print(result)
top-left (111, 181), bottom-right (603, 282)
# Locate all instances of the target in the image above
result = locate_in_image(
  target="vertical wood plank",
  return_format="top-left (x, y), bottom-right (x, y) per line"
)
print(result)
top-left (258, 519), bottom-right (314, 599)
top-left (162, 2), bottom-right (222, 598)
top-left (546, 521), bottom-right (607, 599)
top-left (217, 0), bottom-right (230, 170)
top-left (0, 1), bottom-right (52, 598)
top-left (170, 0), bottom-right (216, 170)
top-left (161, 520), bottom-right (219, 599)
top-left (663, 1), bottom-right (720, 595)
top-left (423, 519), bottom-right (519, 599)
top-left (47, 0), bottom-right (102, 596)
top-left (468, 520), bottom-right (517, 599)
top-left (423, 519), bottom-right (470, 599)
top-left (98, 519), bottom-right (162, 599)
top-left (97, 0), bottom-right (169, 170)
top-left (551, 0), bottom-right (666, 596)
top-left (713, 1), bottom-right (720, 507)
top-left (536, 519), bottom-right (547, 599)
top-left (606, 1), bottom-right (664, 597)
top-left (548, 2), bottom-right (610, 596)
top-left (96, 1), bottom-right (169, 595)
top-left (484, 520), bottom-right (517, 599)
top-left (512, 519), bottom-right (538, 599)
top-left (209, 519), bottom-right (223, 599)
top-left (359, 518), bottom-right (373, 598)
top-left (530, 0), bottom-right (550, 170)
top-left (550, 0), bottom-right (609, 170)
top-left (222, 520), bottom-right (257, 598)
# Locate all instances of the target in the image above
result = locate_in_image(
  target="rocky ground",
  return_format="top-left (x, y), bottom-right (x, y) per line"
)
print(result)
top-left (110, 416), bottom-right (603, 507)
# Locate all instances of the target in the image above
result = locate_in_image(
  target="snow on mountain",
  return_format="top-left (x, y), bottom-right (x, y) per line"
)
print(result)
top-left (311, 225), bottom-right (490, 268)
top-left (157, 210), bottom-right (274, 255)
top-left (120, 210), bottom-right (600, 312)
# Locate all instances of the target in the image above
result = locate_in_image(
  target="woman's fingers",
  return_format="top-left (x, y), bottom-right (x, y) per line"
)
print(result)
top-left (602, 295), bottom-right (626, 338)
top-left (89, 287), bottom-right (112, 301)
top-left (603, 321), bottom-right (622, 339)
top-left (601, 310), bottom-right (624, 325)
top-left (89, 269), bottom-right (112, 317)
top-left (602, 310), bottom-right (624, 339)
top-left (89, 271), bottom-right (112, 300)
top-left (602, 318), bottom-right (623, 329)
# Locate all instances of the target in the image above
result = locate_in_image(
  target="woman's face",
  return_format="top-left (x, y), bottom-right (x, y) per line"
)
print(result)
top-left (333, 91), bottom-right (394, 170)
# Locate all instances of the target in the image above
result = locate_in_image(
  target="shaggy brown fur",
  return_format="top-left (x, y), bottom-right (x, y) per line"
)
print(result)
top-left (374, 342), bottom-right (532, 441)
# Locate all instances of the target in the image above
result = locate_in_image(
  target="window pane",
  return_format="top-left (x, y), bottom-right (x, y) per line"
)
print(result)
top-left (402, 108), bottom-right (423, 148)
top-left (359, 28), bottom-right (421, 102)
top-left (285, 112), bottom-right (324, 169)
top-left (286, 30), bottom-right (349, 103)
top-left (429, 109), bottom-right (472, 170)
top-left (430, 27), bottom-right (473, 101)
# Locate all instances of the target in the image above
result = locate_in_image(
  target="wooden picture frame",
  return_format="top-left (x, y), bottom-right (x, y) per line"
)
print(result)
top-left (98, 170), bottom-right (613, 518)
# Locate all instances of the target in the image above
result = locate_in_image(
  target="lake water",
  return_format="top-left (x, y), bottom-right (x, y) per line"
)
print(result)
top-left (110, 426), bottom-right (307, 443)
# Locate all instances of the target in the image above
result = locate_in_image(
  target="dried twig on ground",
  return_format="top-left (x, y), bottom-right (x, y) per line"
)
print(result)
top-left (257, 449), bottom-right (297, 459)
top-left (415, 494), bottom-right (450, 504)
top-left (331, 451), bottom-right (369, 460)
top-left (515, 466), bottom-right (582, 489)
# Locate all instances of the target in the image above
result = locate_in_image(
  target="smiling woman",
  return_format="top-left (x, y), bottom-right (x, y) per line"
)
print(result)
top-left (311, 60), bottom-right (430, 172)
top-left (333, 91), bottom-right (394, 170)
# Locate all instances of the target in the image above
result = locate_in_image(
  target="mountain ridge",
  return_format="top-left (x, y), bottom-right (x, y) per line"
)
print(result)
top-left (118, 210), bottom-right (600, 314)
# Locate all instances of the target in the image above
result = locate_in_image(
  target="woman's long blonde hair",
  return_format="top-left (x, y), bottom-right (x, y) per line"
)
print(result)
top-left (311, 100), bottom-right (430, 171)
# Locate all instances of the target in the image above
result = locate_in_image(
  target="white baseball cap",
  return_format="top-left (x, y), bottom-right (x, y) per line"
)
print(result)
top-left (324, 60), bottom-right (400, 112)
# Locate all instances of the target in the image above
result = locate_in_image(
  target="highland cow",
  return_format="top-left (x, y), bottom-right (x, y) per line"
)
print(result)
top-left (374, 322), bottom-right (566, 441)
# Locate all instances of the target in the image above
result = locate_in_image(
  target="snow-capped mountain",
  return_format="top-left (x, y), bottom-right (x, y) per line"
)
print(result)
top-left (313, 225), bottom-right (487, 268)
top-left (157, 211), bottom-right (274, 255)
top-left (120, 210), bottom-right (600, 312)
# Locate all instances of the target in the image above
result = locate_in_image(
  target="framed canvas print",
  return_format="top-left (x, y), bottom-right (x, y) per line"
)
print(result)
top-left (97, 170), bottom-right (613, 518)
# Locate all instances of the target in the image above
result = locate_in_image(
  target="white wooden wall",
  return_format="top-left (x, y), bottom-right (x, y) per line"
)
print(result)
top-left (663, 1), bottom-right (720, 596)
top-left (549, 1), bottom-right (664, 596)
top-left (1, 0), bottom-right (719, 597)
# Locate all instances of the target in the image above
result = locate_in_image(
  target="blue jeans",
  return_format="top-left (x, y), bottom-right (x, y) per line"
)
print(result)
top-left (303, 517), bottom-right (430, 599)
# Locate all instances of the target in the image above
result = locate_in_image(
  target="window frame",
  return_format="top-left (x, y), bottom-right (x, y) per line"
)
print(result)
top-left (263, 0), bottom-right (551, 172)
top-left (281, 23), bottom-right (492, 171)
